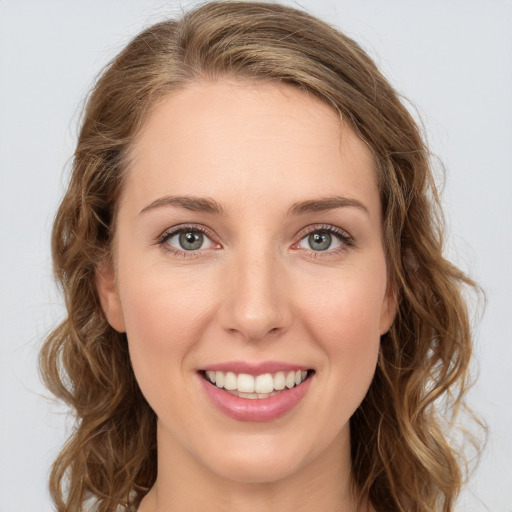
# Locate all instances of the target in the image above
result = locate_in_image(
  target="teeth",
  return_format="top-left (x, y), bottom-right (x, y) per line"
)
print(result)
top-left (237, 373), bottom-right (255, 393)
top-left (274, 371), bottom-right (285, 390)
top-left (238, 391), bottom-right (260, 399)
top-left (224, 372), bottom-right (237, 391)
top-left (285, 371), bottom-right (295, 388)
top-left (205, 369), bottom-right (310, 394)
top-left (255, 374), bottom-right (274, 394)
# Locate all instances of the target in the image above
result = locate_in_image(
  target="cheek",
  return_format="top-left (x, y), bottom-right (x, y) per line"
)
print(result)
top-left (118, 270), bottom-right (216, 392)
top-left (300, 263), bottom-right (386, 390)
top-left (305, 262), bottom-right (386, 334)
top-left (120, 261), bottom-right (216, 340)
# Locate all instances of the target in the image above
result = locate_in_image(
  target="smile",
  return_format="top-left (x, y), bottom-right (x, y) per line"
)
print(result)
top-left (199, 366), bottom-right (315, 422)
top-left (204, 370), bottom-right (310, 398)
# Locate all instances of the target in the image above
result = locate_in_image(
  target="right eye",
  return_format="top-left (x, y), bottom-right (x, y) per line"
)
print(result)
top-left (170, 230), bottom-right (209, 250)
top-left (158, 226), bottom-right (219, 255)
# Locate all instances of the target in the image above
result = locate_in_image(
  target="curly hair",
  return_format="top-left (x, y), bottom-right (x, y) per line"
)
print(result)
top-left (40, 2), bottom-right (482, 511)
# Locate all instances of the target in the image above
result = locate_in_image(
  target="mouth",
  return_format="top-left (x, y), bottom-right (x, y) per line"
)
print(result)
top-left (198, 362), bottom-right (316, 421)
top-left (200, 369), bottom-right (314, 399)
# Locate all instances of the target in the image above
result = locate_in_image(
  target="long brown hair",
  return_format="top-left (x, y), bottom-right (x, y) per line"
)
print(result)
top-left (40, 2), bottom-right (482, 511)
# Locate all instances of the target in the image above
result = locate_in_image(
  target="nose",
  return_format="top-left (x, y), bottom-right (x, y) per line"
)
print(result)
top-left (218, 247), bottom-right (292, 342)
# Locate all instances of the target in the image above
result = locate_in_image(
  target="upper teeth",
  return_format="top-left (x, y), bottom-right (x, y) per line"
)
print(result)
top-left (205, 370), bottom-right (308, 394)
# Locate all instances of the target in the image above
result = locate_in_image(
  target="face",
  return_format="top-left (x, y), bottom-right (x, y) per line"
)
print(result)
top-left (97, 80), bottom-right (395, 485)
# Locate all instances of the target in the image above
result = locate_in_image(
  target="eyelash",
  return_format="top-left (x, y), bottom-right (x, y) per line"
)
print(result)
top-left (293, 224), bottom-right (355, 257)
top-left (155, 223), bottom-right (355, 258)
top-left (156, 224), bottom-right (218, 258)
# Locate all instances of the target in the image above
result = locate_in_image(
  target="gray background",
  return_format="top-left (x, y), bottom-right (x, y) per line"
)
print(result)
top-left (1, 1), bottom-right (511, 510)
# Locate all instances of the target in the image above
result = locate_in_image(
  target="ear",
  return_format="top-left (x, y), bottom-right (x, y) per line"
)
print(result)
top-left (379, 282), bottom-right (397, 335)
top-left (95, 262), bottom-right (126, 333)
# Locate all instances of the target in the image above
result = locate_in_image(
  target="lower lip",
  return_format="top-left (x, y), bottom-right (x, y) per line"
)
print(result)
top-left (200, 374), bottom-right (313, 422)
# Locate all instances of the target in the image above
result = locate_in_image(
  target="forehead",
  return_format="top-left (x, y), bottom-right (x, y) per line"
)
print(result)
top-left (123, 80), bottom-right (378, 218)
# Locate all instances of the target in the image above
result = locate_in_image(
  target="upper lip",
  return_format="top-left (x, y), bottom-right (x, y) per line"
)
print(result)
top-left (200, 361), bottom-right (311, 375)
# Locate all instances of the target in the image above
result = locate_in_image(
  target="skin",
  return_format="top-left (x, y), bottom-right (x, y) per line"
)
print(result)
top-left (97, 80), bottom-right (395, 512)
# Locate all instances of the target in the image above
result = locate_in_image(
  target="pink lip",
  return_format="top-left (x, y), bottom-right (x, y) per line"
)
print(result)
top-left (199, 372), bottom-right (313, 423)
top-left (201, 360), bottom-right (310, 375)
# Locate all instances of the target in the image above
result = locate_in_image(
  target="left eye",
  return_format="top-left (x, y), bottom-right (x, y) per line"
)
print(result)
top-left (297, 231), bottom-right (343, 252)
top-left (164, 229), bottom-right (215, 251)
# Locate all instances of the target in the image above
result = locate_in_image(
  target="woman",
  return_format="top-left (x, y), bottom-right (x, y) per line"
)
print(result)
top-left (40, 2), bottom-right (481, 511)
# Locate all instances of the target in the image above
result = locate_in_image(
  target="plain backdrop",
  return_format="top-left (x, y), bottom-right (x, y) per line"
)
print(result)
top-left (1, 1), bottom-right (511, 511)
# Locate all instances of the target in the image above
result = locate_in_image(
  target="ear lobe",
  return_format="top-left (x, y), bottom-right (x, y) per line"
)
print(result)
top-left (379, 284), bottom-right (397, 335)
top-left (95, 263), bottom-right (126, 333)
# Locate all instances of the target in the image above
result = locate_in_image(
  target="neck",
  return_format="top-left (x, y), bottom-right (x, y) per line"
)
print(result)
top-left (138, 422), bottom-right (370, 512)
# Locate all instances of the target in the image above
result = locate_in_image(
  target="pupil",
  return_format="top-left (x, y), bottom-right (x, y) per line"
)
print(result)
top-left (179, 231), bottom-right (203, 250)
top-left (309, 232), bottom-right (331, 251)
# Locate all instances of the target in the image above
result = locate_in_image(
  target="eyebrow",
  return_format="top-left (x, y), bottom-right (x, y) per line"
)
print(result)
top-left (140, 195), bottom-right (225, 216)
top-left (139, 194), bottom-right (369, 217)
top-left (287, 196), bottom-right (369, 216)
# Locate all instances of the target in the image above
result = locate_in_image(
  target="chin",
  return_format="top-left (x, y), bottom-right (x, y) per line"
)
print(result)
top-left (207, 451), bottom-right (307, 484)
top-left (195, 428), bottom-right (337, 485)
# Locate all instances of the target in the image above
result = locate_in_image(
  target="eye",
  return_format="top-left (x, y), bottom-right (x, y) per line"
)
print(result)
top-left (158, 226), bottom-right (218, 253)
top-left (175, 230), bottom-right (207, 251)
top-left (300, 231), bottom-right (340, 251)
top-left (295, 225), bottom-right (354, 253)
top-left (298, 231), bottom-right (342, 252)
